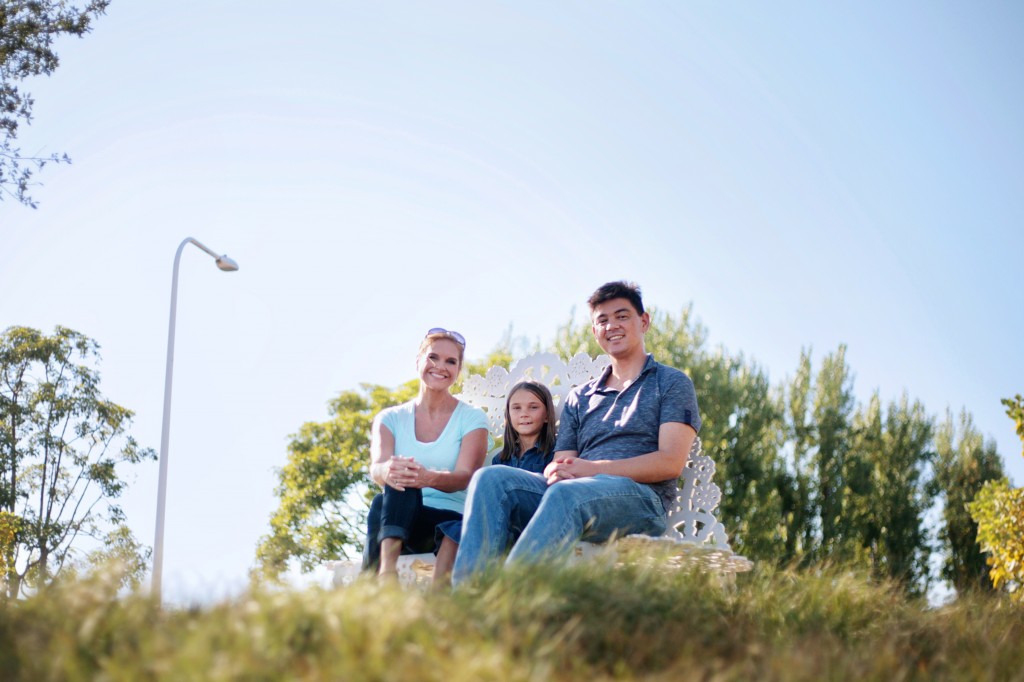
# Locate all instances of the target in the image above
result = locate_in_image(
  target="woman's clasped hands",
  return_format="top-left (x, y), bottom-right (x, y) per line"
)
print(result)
top-left (383, 455), bottom-right (429, 491)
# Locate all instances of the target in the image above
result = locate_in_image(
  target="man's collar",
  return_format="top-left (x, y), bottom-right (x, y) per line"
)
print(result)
top-left (586, 354), bottom-right (656, 394)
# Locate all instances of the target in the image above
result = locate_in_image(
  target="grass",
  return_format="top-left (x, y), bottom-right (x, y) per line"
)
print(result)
top-left (2, 556), bottom-right (1022, 681)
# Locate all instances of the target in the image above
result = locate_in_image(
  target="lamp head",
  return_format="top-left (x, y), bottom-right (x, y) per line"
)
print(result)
top-left (215, 255), bottom-right (239, 272)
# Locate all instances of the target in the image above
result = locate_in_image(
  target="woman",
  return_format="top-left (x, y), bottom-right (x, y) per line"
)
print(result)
top-left (362, 328), bottom-right (489, 584)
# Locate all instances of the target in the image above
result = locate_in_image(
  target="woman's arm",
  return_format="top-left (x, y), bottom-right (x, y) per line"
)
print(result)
top-left (368, 413), bottom-right (401, 489)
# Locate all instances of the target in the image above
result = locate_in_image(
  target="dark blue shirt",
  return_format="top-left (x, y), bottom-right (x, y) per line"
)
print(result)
top-left (554, 354), bottom-right (701, 512)
top-left (491, 444), bottom-right (552, 474)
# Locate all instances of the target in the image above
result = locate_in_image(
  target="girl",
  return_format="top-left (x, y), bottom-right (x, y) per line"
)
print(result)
top-left (432, 379), bottom-right (557, 584)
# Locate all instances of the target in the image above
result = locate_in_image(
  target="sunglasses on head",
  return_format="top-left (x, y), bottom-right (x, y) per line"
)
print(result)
top-left (426, 327), bottom-right (466, 347)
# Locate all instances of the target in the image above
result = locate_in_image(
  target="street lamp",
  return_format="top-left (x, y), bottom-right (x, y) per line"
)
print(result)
top-left (152, 237), bottom-right (238, 600)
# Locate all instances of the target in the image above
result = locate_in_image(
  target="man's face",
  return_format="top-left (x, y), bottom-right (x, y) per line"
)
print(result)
top-left (590, 298), bottom-right (650, 357)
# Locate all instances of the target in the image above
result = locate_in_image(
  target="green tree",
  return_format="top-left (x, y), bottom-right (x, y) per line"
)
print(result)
top-left (967, 394), bottom-right (1024, 601)
top-left (692, 349), bottom-right (784, 561)
top-left (776, 346), bottom-right (859, 565)
top-left (1001, 394), bottom-right (1024, 458)
top-left (254, 381), bottom-right (418, 581)
top-left (811, 346), bottom-right (856, 561)
top-left (847, 393), bottom-right (934, 593)
top-left (931, 408), bottom-right (1004, 593)
top-left (0, 326), bottom-right (154, 597)
top-left (969, 478), bottom-right (1024, 601)
top-left (774, 347), bottom-right (937, 592)
top-left (1, 0), bottom-right (109, 207)
top-left (778, 348), bottom-right (816, 564)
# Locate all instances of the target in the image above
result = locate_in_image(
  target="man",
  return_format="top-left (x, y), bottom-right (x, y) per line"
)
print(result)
top-left (451, 281), bottom-right (701, 584)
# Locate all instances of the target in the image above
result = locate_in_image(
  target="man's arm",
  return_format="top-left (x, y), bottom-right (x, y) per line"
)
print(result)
top-left (544, 422), bottom-right (696, 484)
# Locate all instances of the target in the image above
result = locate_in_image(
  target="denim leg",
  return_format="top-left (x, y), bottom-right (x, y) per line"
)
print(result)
top-left (506, 474), bottom-right (667, 566)
top-left (451, 466), bottom-right (547, 586)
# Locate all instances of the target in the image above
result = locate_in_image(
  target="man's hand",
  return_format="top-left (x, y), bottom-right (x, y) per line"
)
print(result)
top-left (544, 456), bottom-right (597, 485)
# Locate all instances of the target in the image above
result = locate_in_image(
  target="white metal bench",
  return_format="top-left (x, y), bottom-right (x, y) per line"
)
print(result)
top-left (333, 352), bottom-right (752, 585)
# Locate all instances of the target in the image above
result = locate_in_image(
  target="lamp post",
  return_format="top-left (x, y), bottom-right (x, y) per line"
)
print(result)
top-left (152, 237), bottom-right (238, 600)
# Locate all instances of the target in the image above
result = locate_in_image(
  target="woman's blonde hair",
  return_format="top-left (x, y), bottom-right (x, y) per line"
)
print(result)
top-left (498, 380), bottom-right (557, 462)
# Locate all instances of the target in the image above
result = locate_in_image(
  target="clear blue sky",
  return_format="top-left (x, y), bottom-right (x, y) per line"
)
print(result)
top-left (3, 1), bottom-right (1022, 602)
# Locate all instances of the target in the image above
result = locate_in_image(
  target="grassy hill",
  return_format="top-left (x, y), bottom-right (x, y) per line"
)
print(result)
top-left (1, 558), bottom-right (1022, 681)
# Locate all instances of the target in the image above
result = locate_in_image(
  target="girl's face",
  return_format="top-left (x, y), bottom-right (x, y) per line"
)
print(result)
top-left (508, 388), bottom-right (548, 440)
top-left (417, 339), bottom-right (461, 391)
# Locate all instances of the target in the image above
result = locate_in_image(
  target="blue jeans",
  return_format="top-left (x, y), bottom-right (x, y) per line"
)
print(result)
top-left (362, 486), bottom-right (462, 572)
top-left (451, 466), bottom-right (667, 585)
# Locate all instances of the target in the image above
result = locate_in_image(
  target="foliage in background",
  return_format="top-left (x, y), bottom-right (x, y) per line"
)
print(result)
top-left (967, 394), bottom-right (1024, 602)
top-left (253, 381), bottom-right (419, 580)
top-left (846, 392), bottom-right (935, 593)
top-left (0, 0), bottom-right (110, 207)
top-left (2, 561), bottom-right (1023, 681)
top-left (0, 326), bottom-right (154, 598)
top-left (931, 409), bottom-right (1005, 593)
top-left (1002, 394), bottom-right (1024, 458)
top-left (970, 479), bottom-right (1024, 602)
top-left (263, 307), bottom-right (1007, 596)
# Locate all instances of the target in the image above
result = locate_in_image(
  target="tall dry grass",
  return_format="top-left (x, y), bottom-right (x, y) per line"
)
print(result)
top-left (1, 557), bottom-right (1022, 681)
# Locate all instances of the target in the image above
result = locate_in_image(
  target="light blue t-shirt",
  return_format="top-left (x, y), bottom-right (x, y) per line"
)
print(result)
top-left (379, 399), bottom-right (489, 513)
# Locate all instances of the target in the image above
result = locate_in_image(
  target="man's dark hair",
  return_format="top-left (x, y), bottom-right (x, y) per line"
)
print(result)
top-left (587, 281), bottom-right (645, 316)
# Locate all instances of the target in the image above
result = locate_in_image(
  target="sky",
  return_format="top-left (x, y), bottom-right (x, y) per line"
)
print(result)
top-left (2, 1), bottom-right (1022, 603)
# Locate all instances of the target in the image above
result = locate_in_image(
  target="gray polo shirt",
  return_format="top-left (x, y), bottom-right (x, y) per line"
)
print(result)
top-left (554, 354), bottom-right (701, 512)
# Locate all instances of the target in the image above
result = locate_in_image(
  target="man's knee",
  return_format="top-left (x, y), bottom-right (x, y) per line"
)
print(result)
top-left (543, 478), bottom-right (588, 503)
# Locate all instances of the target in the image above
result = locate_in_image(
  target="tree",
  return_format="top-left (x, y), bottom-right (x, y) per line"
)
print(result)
top-left (254, 381), bottom-right (418, 581)
top-left (811, 346), bottom-right (856, 561)
top-left (778, 348), bottom-right (816, 564)
top-left (969, 478), bottom-right (1024, 601)
top-left (847, 393), bottom-right (935, 594)
top-left (0, 326), bottom-right (154, 597)
top-left (931, 409), bottom-right (1004, 593)
top-left (1001, 394), bottom-right (1024, 459)
top-left (1, 0), bottom-right (109, 208)
top-left (967, 394), bottom-right (1024, 601)
top-left (775, 346), bottom-right (860, 565)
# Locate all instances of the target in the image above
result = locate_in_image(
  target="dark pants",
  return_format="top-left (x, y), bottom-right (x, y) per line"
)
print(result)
top-left (361, 486), bottom-right (462, 572)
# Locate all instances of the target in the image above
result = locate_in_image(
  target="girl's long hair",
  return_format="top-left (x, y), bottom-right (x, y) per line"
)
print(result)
top-left (498, 380), bottom-right (557, 462)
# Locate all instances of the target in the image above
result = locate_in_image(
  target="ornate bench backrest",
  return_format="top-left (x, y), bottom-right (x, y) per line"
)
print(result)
top-left (457, 352), bottom-right (733, 550)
